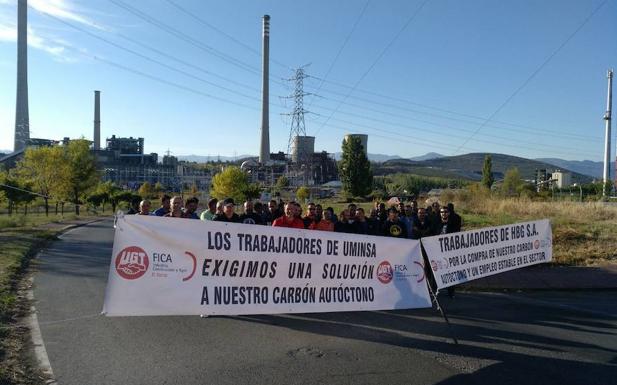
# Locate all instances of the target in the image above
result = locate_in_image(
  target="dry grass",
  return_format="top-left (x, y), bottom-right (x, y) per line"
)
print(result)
top-left (442, 188), bottom-right (617, 265)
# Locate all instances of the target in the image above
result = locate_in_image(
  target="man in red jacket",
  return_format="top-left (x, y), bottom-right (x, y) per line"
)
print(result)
top-left (272, 202), bottom-right (305, 229)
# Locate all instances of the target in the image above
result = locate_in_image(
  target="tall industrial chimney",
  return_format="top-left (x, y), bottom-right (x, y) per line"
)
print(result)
top-left (14, 0), bottom-right (29, 152)
top-left (94, 90), bottom-right (101, 150)
top-left (602, 69), bottom-right (613, 196)
top-left (259, 15), bottom-right (270, 164)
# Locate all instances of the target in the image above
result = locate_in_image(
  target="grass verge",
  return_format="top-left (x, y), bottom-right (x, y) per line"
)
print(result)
top-left (0, 214), bottom-right (98, 385)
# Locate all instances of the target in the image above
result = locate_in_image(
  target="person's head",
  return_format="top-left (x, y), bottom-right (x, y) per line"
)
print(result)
top-left (306, 202), bottom-right (316, 218)
top-left (269, 200), bottom-right (278, 213)
top-left (378, 202), bottom-right (386, 212)
top-left (293, 202), bottom-right (302, 218)
top-left (356, 207), bottom-right (366, 221)
top-left (185, 197), bottom-right (199, 214)
top-left (161, 194), bottom-right (171, 210)
top-left (170, 196), bottom-right (183, 215)
top-left (388, 207), bottom-right (399, 221)
top-left (284, 202), bottom-right (295, 219)
top-left (254, 202), bottom-right (263, 214)
top-left (244, 200), bottom-right (254, 214)
top-left (447, 203), bottom-right (455, 213)
top-left (208, 198), bottom-right (218, 212)
top-left (431, 201), bottom-right (441, 212)
top-left (216, 200), bottom-right (224, 214)
top-left (440, 207), bottom-right (450, 223)
top-left (398, 202), bottom-right (405, 214)
top-left (411, 200), bottom-right (418, 212)
top-left (405, 205), bottom-right (413, 217)
top-left (323, 208), bottom-right (333, 221)
top-left (418, 207), bottom-right (427, 221)
top-left (339, 209), bottom-right (350, 223)
top-left (315, 204), bottom-right (323, 219)
top-left (139, 199), bottom-right (151, 215)
top-left (223, 198), bottom-right (235, 218)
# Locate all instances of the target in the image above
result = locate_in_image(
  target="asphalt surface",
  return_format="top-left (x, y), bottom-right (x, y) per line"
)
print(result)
top-left (32, 219), bottom-right (617, 385)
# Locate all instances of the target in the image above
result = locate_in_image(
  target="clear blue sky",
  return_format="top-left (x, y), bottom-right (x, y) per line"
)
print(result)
top-left (1, 0), bottom-right (616, 161)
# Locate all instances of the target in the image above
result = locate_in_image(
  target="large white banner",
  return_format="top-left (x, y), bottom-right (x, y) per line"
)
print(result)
top-left (103, 215), bottom-right (431, 316)
top-left (422, 219), bottom-right (553, 289)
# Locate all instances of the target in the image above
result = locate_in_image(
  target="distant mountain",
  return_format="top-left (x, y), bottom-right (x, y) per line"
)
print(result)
top-left (332, 152), bottom-right (444, 162)
top-left (408, 152), bottom-right (445, 161)
top-left (333, 152), bottom-right (402, 162)
top-left (177, 154), bottom-right (253, 163)
top-left (373, 153), bottom-right (594, 183)
top-left (535, 158), bottom-right (614, 179)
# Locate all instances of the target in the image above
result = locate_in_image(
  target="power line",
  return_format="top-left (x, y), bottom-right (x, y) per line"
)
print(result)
top-left (307, 96), bottom-right (595, 152)
top-left (306, 0), bottom-right (370, 109)
top-left (163, 0), bottom-right (292, 71)
top-left (108, 0), bottom-right (262, 76)
top-left (453, 0), bottom-right (610, 154)
top-left (313, 0), bottom-right (433, 136)
top-left (310, 111), bottom-right (594, 159)
top-left (40, 11), bottom-right (262, 103)
top-left (308, 75), bottom-right (604, 141)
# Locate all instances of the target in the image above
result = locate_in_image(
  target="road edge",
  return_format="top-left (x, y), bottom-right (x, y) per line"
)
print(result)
top-left (28, 218), bottom-right (105, 385)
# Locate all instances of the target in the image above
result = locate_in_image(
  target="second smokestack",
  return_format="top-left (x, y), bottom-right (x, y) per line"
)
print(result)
top-left (94, 90), bottom-right (101, 151)
top-left (259, 15), bottom-right (270, 164)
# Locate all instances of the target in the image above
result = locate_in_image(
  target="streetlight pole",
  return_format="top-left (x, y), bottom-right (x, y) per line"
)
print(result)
top-left (573, 183), bottom-right (582, 202)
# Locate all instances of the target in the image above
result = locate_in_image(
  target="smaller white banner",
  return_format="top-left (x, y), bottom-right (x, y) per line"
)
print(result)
top-left (422, 219), bottom-right (552, 289)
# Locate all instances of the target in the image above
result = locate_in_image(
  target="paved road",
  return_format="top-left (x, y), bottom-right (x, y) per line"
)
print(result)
top-left (33, 219), bottom-right (617, 385)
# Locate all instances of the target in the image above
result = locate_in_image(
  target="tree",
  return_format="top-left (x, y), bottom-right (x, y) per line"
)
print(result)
top-left (16, 146), bottom-right (66, 216)
top-left (296, 186), bottom-right (310, 202)
top-left (138, 182), bottom-right (154, 198)
top-left (189, 183), bottom-right (199, 196)
top-left (210, 166), bottom-right (250, 203)
top-left (501, 167), bottom-right (523, 197)
top-left (243, 184), bottom-right (262, 201)
top-left (339, 136), bottom-right (372, 197)
top-left (153, 182), bottom-right (163, 196)
top-left (0, 172), bottom-right (33, 215)
top-left (481, 154), bottom-right (494, 189)
top-left (275, 176), bottom-right (289, 192)
top-left (58, 140), bottom-right (99, 215)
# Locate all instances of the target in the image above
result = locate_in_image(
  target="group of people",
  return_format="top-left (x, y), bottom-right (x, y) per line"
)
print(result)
top-left (131, 194), bottom-right (462, 240)
top-left (131, 194), bottom-right (461, 297)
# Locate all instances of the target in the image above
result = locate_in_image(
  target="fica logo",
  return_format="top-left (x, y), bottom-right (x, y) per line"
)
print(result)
top-left (115, 246), bottom-right (149, 280)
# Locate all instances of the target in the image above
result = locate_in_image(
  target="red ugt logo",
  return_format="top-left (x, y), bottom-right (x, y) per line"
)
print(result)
top-left (115, 246), bottom-right (149, 280)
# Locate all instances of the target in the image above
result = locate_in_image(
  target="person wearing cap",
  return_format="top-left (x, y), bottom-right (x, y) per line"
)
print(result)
top-left (382, 207), bottom-right (407, 238)
top-left (213, 198), bottom-right (240, 223)
top-left (272, 202), bottom-right (304, 229)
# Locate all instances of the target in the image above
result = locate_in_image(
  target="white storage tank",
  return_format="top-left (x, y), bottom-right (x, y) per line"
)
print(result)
top-left (292, 135), bottom-right (315, 163)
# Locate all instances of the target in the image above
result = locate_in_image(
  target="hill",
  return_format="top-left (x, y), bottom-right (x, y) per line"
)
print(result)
top-left (535, 158), bottom-right (613, 179)
top-left (373, 153), bottom-right (594, 183)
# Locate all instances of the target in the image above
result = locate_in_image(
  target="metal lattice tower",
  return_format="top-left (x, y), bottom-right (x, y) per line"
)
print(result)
top-left (284, 67), bottom-right (311, 154)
